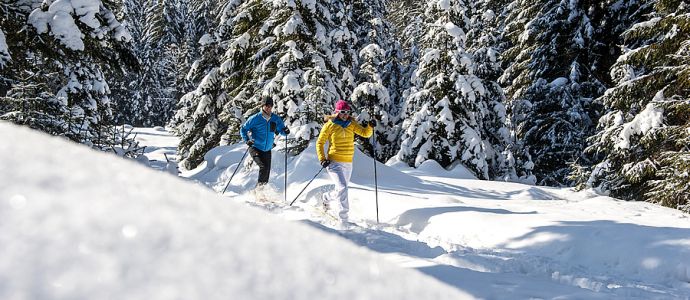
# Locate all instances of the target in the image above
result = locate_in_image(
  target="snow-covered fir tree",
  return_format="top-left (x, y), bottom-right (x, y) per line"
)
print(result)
top-left (391, 0), bottom-right (425, 110)
top-left (184, 0), bottom-right (224, 87)
top-left (351, 44), bottom-right (392, 161)
top-left (164, 0), bottom-right (199, 99)
top-left (349, 0), bottom-right (402, 161)
top-left (0, 0), bottom-right (134, 146)
top-left (171, 0), bottom-right (240, 169)
top-left (328, 0), bottom-right (358, 100)
top-left (136, 0), bottom-right (180, 126)
top-left (174, 0), bottom-right (359, 169)
top-left (465, 0), bottom-right (516, 180)
top-left (111, 0), bottom-right (189, 127)
top-left (380, 38), bottom-right (406, 146)
top-left (396, 0), bottom-right (509, 180)
top-left (166, 0), bottom-right (229, 134)
top-left (499, 0), bottom-right (607, 186)
top-left (109, 0), bottom-right (145, 126)
top-left (575, 0), bottom-right (690, 212)
top-left (388, 0), bottom-right (425, 30)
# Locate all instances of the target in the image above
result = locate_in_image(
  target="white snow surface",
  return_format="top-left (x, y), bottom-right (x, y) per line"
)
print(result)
top-left (146, 128), bottom-right (690, 299)
top-left (0, 124), bottom-right (471, 300)
top-left (5, 125), bottom-right (690, 299)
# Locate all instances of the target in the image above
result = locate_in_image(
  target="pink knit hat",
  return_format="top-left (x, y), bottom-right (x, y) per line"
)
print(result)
top-left (334, 99), bottom-right (351, 112)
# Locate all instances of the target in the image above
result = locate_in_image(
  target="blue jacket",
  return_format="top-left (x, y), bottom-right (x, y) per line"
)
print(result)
top-left (240, 111), bottom-right (288, 152)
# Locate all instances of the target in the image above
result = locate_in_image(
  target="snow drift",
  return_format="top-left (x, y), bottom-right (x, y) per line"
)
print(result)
top-left (0, 123), bottom-right (471, 300)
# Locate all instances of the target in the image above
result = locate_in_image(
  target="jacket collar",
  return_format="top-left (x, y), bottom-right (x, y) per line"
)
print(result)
top-left (332, 117), bottom-right (351, 128)
top-left (259, 110), bottom-right (271, 121)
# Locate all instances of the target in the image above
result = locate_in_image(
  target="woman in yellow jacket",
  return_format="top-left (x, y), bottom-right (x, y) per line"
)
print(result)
top-left (316, 100), bottom-right (374, 226)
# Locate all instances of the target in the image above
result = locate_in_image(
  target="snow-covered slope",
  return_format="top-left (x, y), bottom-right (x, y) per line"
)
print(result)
top-left (172, 129), bottom-right (690, 299)
top-left (0, 123), bottom-right (471, 300)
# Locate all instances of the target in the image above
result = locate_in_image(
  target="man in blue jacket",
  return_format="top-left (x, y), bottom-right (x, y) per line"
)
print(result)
top-left (240, 98), bottom-right (290, 189)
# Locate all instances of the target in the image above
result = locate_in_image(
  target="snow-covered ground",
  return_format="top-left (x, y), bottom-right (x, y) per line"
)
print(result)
top-left (0, 124), bottom-right (470, 300)
top-left (4, 125), bottom-right (689, 299)
top-left (136, 127), bottom-right (690, 299)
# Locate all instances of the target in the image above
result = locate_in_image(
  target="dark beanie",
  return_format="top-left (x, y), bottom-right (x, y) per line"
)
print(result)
top-left (262, 98), bottom-right (274, 106)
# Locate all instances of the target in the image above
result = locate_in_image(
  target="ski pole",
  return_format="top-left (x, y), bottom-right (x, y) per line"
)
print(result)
top-left (372, 129), bottom-right (379, 223)
top-left (369, 104), bottom-right (380, 223)
top-left (289, 166), bottom-right (325, 206)
top-left (284, 138), bottom-right (288, 203)
top-left (221, 146), bottom-right (250, 194)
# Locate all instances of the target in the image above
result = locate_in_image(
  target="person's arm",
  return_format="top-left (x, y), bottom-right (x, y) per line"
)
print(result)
top-left (350, 119), bottom-right (373, 138)
top-left (240, 115), bottom-right (254, 142)
top-left (316, 122), bottom-right (332, 162)
top-left (276, 116), bottom-right (289, 136)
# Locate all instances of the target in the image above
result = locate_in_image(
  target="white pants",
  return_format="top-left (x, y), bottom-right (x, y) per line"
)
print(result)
top-left (324, 161), bottom-right (353, 221)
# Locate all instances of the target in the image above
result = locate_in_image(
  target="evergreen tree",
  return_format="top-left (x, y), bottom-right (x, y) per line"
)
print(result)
top-left (466, 0), bottom-right (515, 180)
top-left (350, 0), bottom-right (402, 161)
top-left (111, 0), bottom-right (145, 126)
top-left (328, 0), bottom-right (358, 100)
top-left (0, 0), bottom-right (135, 146)
top-left (388, 0), bottom-right (425, 36)
top-left (255, 0), bottom-right (344, 151)
top-left (137, 0), bottom-right (178, 125)
top-left (386, 2), bottom-right (426, 164)
top-left (499, 0), bottom-right (607, 186)
top-left (395, 5), bottom-right (425, 109)
top-left (167, 0), bottom-right (230, 133)
top-left (392, 7), bottom-right (427, 167)
top-left (164, 0), bottom-right (198, 99)
top-left (396, 0), bottom-right (508, 180)
top-left (112, 0), bottom-right (188, 127)
top-left (575, 0), bottom-right (690, 212)
top-left (172, 0), bottom-right (240, 169)
top-left (351, 43), bottom-right (392, 161)
top-left (380, 39), bottom-right (406, 152)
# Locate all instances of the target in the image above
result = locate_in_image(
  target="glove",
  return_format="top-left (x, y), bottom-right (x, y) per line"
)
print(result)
top-left (283, 128), bottom-right (290, 135)
top-left (368, 119), bottom-right (376, 127)
top-left (246, 140), bottom-right (254, 147)
top-left (320, 160), bottom-right (330, 168)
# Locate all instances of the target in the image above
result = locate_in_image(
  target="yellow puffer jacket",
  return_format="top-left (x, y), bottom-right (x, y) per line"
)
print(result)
top-left (316, 117), bottom-right (373, 163)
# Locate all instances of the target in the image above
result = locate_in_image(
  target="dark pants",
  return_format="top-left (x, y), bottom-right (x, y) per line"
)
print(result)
top-left (249, 147), bottom-right (272, 186)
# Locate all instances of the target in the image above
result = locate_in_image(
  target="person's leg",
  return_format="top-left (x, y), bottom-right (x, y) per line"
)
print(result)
top-left (326, 162), bottom-right (353, 221)
top-left (339, 162), bottom-right (353, 220)
top-left (323, 164), bottom-right (337, 207)
top-left (257, 149), bottom-right (272, 185)
top-left (251, 148), bottom-right (271, 186)
top-left (320, 163), bottom-right (340, 210)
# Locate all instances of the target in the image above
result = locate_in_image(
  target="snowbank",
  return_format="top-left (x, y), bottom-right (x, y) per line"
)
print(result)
top-left (0, 123), bottom-right (472, 300)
